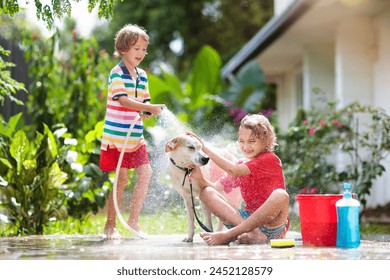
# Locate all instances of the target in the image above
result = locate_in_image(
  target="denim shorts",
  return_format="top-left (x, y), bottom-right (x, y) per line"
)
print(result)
top-left (225, 208), bottom-right (288, 240)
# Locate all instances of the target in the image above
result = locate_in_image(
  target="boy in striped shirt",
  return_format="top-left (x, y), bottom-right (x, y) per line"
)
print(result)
top-left (100, 24), bottom-right (166, 239)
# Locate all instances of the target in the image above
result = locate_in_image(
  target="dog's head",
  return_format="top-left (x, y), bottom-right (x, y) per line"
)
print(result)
top-left (165, 134), bottom-right (209, 169)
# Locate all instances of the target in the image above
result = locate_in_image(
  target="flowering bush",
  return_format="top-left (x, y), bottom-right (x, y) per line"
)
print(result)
top-left (278, 97), bottom-right (390, 210)
top-left (337, 103), bottom-right (390, 208)
top-left (277, 100), bottom-right (347, 197)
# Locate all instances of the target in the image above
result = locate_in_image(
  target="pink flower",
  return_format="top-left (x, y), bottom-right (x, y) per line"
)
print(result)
top-left (304, 119), bottom-right (309, 125)
top-left (234, 110), bottom-right (246, 124)
top-left (309, 187), bottom-right (319, 194)
top-left (319, 120), bottom-right (326, 126)
top-left (299, 187), bottom-right (318, 194)
top-left (261, 109), bottom-right (273, 118)
top-left (229, 107), bottom-right (247, 124)
top-left (299, 188), bottom-right (308, 194)
top-left (229, 107), bottom-right (239, 116)
top-left (308, 126), bottom-right (315, 135)
top-left (332, 119), bottom-right (343, 129)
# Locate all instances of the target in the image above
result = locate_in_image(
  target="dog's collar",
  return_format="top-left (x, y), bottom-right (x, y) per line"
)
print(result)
top-left (169, 158), bottom-right (192, 187)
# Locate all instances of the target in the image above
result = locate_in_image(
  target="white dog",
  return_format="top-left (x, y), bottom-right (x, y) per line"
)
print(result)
top-left (164, 134), bottom-right (241, 242)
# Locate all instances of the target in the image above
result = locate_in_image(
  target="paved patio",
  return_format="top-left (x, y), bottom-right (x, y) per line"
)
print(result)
top-left (0, 231), bottom-right (389, 260)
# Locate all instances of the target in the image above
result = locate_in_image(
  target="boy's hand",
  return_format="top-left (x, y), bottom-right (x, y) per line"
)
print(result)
top-left (140, 112), bottom-right (152, 119)
top-left (150, 104), bottom-right (166, 116)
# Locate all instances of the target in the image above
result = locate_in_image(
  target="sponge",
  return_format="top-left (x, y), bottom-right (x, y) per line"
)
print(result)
top-left (270, 239), bottom-right (295, 248)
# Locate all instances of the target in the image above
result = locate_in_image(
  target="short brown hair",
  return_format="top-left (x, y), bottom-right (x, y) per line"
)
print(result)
top-left (114, 24), bottom-right (149, 57)
top-left (239, 114), bottom-right (277, 152)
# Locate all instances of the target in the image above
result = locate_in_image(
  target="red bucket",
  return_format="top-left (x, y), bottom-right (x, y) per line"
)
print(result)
top-left (296, 194), bottom-right (343, 247)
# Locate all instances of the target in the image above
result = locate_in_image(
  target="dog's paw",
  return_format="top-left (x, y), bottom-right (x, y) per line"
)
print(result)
top-left (182, 236), bottom-right (194, 242)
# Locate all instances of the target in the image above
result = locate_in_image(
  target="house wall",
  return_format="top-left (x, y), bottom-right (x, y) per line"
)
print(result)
top-left (275, 70), bottom-right (301, 130)
top-left (369, 10), bottom-right (390, 207)
top-left (373, 10), bottom-right (390, 112)
top-left (335, 17), bottom-right (373, 107)
top-left (335, 15), bottom-right (390, 208)
top-left (303, 44), bottom-right (335, 108)
top-left (276, 13), bottom-right (390, 207)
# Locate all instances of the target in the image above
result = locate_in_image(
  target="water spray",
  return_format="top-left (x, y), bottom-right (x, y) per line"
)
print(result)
top-left (113, 108), bottom-right (182, 239)
top-left (112, 108), bottom-right (231, 238)
top-left (112, 112), bottom-right (148, 239)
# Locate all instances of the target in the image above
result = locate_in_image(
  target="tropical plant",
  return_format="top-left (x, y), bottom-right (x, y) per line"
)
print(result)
top-left (63, 120), bottom-right (109, 219)
top-left (147, 47), bottom-right (270, 135)
top-left (0, 114), bottom-right (68, 234)
top-left (147, 45), bottom-right (232, 136)
top-left (220, 60), bottom-right (268, 124)
top-left (0, 113), bottom-right (109, 235)
top-left (0, 22), bottom-right (114, 235)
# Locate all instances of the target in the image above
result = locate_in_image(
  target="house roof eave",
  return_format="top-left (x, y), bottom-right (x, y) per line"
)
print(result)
top-left (221, 0), bottom-right (314, 81)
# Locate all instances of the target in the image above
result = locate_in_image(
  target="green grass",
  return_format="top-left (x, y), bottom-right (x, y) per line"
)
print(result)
top-left (360, 223), bottom-right (390, 235)
top-left (40, 210), bottom-right (301, 237)
top-left (41, 211), bottom-right (390, 236)
top-left (40, 207), bottom-right (191, 236)
top-left (1, 207), bottom-right (389, 237)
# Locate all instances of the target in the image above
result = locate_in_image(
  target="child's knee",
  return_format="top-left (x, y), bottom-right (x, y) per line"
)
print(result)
top-left (272, 188), bottom-right (289, 204)
top-left (118, 173), bottom-right (129, 185)
top-left (199, 186), bottom-right (214, 201)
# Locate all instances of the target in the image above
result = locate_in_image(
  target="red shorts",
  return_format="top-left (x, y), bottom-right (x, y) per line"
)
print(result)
top-left (99, 145), bottom-right (150, 172)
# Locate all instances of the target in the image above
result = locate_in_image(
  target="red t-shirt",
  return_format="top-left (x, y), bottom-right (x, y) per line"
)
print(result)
top-left (220, 152), bottom-right (285, 213)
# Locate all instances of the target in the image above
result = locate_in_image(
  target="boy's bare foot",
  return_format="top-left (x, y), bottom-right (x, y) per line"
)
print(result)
top-left (236, 231), bottom-right (267, 244)
top-left (200, 231), bottom-right (235, 246)
top-left (103, 226), bottom-right (122, 240)
top-left (126, 219), bottom-right (149, 238)
top-left (127, 219), bottom-right (142, 233)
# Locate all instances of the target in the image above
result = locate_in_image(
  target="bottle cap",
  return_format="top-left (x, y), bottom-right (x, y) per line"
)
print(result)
top-left (343, 183), bottom-right (351, 190)
top-left (343, 183), bottom-right (352, 198)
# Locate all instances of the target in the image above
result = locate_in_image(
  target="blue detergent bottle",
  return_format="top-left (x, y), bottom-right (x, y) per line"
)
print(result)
top-left (336, 183), bottom-right (360, 248)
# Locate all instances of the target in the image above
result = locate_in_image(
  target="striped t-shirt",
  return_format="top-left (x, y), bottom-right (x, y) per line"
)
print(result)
top-left (101, 60), bottom-right (151, 152)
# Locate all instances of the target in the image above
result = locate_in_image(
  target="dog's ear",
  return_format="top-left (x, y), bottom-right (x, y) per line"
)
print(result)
top-left (164, 137), bottom-right (178, 153)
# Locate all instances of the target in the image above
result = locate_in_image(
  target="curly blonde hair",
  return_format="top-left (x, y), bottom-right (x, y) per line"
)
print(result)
top-left (239, 114), bottom-right (277, 152)
top-left (114, 24), bottom-right (149, 57)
